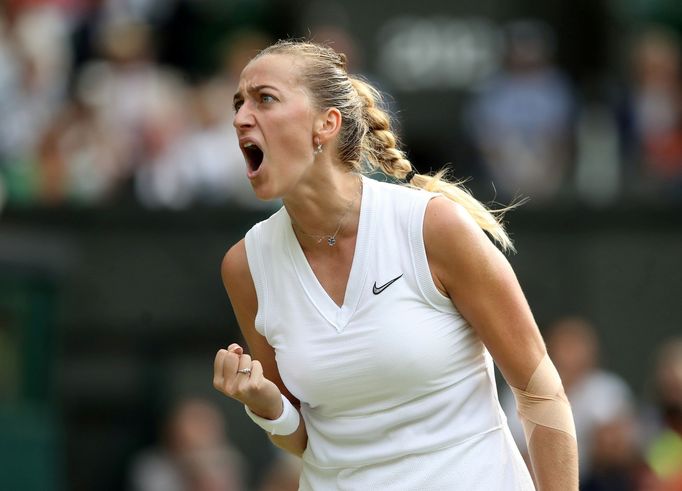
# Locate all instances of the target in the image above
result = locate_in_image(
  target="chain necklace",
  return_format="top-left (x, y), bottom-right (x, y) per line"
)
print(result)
top-left (291, 178), bottom-right (363, 247)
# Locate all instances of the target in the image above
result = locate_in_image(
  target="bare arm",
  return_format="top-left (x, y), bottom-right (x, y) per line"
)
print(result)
top-left (424, 197), bottom-right (578, 491)
top-left (213, 239), bottom-right (308, 456)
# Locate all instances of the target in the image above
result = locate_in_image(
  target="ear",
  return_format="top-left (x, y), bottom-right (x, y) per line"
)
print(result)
top-left (313, 107), bottom-right (342, 145)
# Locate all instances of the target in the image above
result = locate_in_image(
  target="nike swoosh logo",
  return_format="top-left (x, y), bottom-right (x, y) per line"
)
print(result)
top-left (372, 274), bottom-right (403, 295)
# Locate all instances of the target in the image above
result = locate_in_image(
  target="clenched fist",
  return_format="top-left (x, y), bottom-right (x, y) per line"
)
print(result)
top-left (213, 343), bottom-right (283, 420)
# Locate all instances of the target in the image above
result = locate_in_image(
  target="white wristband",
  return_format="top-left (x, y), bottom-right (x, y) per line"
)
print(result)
top-left (245, 394), bottom-right (300, 436)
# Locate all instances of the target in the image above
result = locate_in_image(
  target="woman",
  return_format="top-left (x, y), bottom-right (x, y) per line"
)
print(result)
top-left (213, 40), bottom-right (578, 490)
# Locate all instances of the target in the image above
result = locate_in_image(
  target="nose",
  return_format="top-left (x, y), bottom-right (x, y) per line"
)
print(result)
top-left (233, 102), bottom-right (255, 130)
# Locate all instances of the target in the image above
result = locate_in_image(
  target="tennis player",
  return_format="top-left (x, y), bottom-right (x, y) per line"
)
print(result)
top-left (213, 40), bottom-right (578, 490)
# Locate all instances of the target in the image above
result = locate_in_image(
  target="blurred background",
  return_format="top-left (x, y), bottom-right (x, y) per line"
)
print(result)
top-left (1, 0), bottom-right (681, 490)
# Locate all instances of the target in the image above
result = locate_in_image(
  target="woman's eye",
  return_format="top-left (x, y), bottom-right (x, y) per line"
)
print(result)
top-left (261, 94), bottom-right (276, 104)
top-left (233, 100), bottom-right (243, 112)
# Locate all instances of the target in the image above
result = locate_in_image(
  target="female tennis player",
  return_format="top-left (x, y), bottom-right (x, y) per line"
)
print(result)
top-left (213, 40), bottom-right (578, 490)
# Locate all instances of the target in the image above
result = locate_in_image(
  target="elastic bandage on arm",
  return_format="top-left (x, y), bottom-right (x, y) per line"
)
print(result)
top-left (510, 354), bottom-right (576, 442)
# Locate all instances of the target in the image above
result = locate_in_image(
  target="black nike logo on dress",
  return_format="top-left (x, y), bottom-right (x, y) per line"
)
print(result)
top-left (372, 274), bottom-right (403, 295)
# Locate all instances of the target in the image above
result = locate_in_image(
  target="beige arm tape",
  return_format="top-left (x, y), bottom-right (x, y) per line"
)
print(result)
top-left (510, 354), bottom-right (577, 442)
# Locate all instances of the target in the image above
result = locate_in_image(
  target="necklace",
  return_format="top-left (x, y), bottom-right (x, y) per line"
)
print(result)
top-left (291, 178), bottom-right (363, 247)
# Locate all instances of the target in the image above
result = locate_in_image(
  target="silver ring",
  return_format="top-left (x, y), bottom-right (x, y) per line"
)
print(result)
top-left (237, 368), bottom-right (252, 375)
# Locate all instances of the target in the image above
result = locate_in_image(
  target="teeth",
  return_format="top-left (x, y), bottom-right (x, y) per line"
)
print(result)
top-left (244, 142), bottom-right (254, 148)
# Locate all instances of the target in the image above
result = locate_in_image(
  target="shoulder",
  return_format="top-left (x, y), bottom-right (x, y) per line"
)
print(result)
top-left (234, 206), bottom-right (287, 257)
top-left (221, 239), bottom-right (252, 291)
top-left (220, 239), bottom-right (259, 326)
top-left (243, 206), bottom-right (288, 235)
top-left (423, 196), bottom-right (492, 258)
top-left (423, 196), bottom-right (507, 298)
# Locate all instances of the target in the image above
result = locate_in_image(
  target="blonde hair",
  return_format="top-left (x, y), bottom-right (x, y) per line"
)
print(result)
top-left (254, 40), bottom-right (516, 251)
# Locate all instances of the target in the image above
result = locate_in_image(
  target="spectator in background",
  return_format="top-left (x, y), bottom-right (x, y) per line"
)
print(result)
top-left (468, 19), bottom-right (575, 203)
top-left (502, 316), bottom-right (636, 482)
top-left (0, 2), bottom-right (72, 204)
top-left (128, 397), bottom-right (246, 491)
top-left (619, 26), bottom-right (682, 199)
top-left (582, 416), bottom-right (653, 491)
top-left (256, 451), bottom-right (302, 491)
top-left (78, 16), bottom-right (185, 178)
top-left (642, 338), bottom-right (682, 489)
top-left (37, 91), bottom-right (128, 204)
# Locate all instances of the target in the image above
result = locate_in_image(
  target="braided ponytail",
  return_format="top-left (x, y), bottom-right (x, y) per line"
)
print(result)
top-left (351, 77), bottom-right (516, 252)
top-left (350, 78), bottom-right (413, 179)
top-left (253, 40), bottom-right (516, 252)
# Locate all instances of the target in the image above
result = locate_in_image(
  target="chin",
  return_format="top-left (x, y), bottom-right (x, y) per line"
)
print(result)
top-left (250, 181), bottom-right (281, 202)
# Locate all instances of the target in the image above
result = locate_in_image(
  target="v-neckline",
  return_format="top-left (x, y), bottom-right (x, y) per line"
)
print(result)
top-left (285, 175), bottom-right (373, 332)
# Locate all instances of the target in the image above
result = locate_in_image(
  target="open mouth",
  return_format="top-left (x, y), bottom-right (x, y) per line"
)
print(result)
top-left (243, 142), bottom-right (264, 173)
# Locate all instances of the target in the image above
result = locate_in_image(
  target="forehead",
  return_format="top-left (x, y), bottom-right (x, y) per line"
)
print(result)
top-left (239, 54), bottom-right (304, 92)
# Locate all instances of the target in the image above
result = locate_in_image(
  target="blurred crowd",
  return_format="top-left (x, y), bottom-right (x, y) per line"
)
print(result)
top-left (0, 0), bottom-right (274, 210)
top-left (1, 1), bottom-right (682, 211)
top-left (466, 19), bottom-right (682, 205)
top-left (127, 397), bottom-right (302, 491)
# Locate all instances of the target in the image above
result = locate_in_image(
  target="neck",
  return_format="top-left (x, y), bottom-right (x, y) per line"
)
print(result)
top-left (284, 171), bottom-right (363, 246)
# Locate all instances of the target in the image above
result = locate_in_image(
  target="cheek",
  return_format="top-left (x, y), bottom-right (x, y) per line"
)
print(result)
top-left (271, 115), bottom-right (313, 158)
top-left (277, 101), bottom-right (314, 138)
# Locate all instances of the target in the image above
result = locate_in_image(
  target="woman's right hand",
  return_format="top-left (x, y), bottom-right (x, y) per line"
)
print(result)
top-left (213, 343), bottom-right (284, 420)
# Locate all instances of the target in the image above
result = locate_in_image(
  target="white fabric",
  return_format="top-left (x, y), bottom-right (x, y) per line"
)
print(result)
top-left (245, 393), bottom-right (300, 435)
top-left (245, 176), bottom-right (534, 490)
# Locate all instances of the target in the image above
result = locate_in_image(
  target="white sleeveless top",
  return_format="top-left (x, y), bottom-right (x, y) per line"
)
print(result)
top-left (244, 176), bottom-right (534, 490)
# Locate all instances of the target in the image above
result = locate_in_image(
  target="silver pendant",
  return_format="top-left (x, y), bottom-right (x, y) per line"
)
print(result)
top-left (327, 237), bottom-right (336, 246)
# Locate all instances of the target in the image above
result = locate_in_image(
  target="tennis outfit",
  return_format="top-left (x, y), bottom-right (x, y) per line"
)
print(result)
top-left (244, 176), bottom-right (534, 490)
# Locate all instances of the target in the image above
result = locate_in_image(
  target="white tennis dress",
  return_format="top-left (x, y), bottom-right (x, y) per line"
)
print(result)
top-left (244, 176), bottom-right (535, 490)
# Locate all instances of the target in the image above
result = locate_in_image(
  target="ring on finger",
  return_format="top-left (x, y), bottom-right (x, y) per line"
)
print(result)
top-left (237, 368), bottom-right (252, 375)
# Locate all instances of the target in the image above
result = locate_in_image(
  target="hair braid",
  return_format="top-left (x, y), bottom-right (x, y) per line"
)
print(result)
top-left (350, 77), bottom-right (516, 251)
top-left (350, 78), bottom-right (413, 179)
